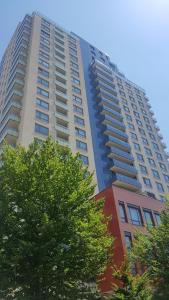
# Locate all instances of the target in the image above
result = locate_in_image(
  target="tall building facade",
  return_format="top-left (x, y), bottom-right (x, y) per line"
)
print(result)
top-left (0, 12), bottom-right (169, 201)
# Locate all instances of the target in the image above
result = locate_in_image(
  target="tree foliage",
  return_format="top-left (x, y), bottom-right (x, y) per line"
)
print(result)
top-left (0, 138), bottom-right (113, 299)
top-left (131, 202), bottom-right (169, 300)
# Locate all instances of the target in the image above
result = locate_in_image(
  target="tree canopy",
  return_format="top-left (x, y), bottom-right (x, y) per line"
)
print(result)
top-left (0, 138), bottom-right (113, 299)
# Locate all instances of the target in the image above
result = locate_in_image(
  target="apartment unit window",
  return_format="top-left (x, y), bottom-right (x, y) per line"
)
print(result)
top-left (37, 87), bottom-right (49, 98)
top-left (122, 98), bottom-right (128, 105)
top-left (40, 36), bottom-right (50, 45)
top-left (136, 153), bottom-right (144, 162)
top-left (143, 210), bottom-right (154, 227)
top-left (73, 105), bottom-right (83, 115)
top-left (148, 158), bottom-right (156, 167)
top-left (123, 105), bottom-right (130, 112)
top-left (145, 147), bottom-right (152, 156)
top-left (128, 89), bottom-right (133, 95)
top-left (36, 98), bottom-right (49, 110)
top-left (152, 142), bottom-right (159, 150)
top-left (163, 174), bottom-right (169, 182)
top-left (156, 182), bottom-right (164, 192)
top-left (141, 108), bottom-right (147, 115)
top-left (129, 96), bottom-right (135, 102)
top-left (119, 90), bottom-right (126, 97)
top-left (71, 69), bottom-right (79, 78)
top-left (41, 25), bottom-right (50, 33)
top-left (70, 55), bottom-right (78, 63)
top-left (159, 162), bottom-right (167, 171)
top-left (128, 123), bottom-right (135, 130)
top-left (133, 143), bottom-right (141, 151)
top-left (76, 140), bottom-right (87, 151)
top-left (130, 132), bottom-right (138, 140)
top-left (138, 101), bottom-right (144, 107)
top-left (146, 124), bottom-right (152, 131)
top-left (136, 119), bottom-right (142, 126)
top-left (154, 213), bottom-right (161, 225)
top-left (142, 137), bottom-right (149, 145)
top-left (134, 111), bottom-right (140, 118)
top-left (119, 202), bottom-right (127, 223)
top-left (39, 58), bottom-right (49, 69)
top-left (74, 115), bottom-right (85, 126)
top-left (131, 103), bottom-right (137, 110)
top-left (38, 67), bottom-right (49, 78)
top-left (42, 19), bottom-right (50, 27)
top-left (125, 114), bottom-right (132, 121)
top-left (75, 127), bottom-right (86, 138)
top-left (149, 133), bottom-right (156, 140)
top-left (139, 165), bottom-right (148, 174)
top-left (36, 110), bottom-right (49, 123)
top-left (39, 50), bottom-right (49, 61)
top-left (79, 154), bottom-right (89, 165)
top-left (35, 123), bottom-right (49, 136)
top-left (124, 232), bottom-right (132, 248)
top-left (143, 116), bottom-right (150, 123)
top-left (37, 77), bottom-right (49, 88)
top-left (72, 86), bottom-right (81, 94)
top-left (156, 152), bottom-right (163, 161)
top-left (40, 43), bottom-right (50, 53)
top-left (69, 47), bottom-right (77, 56)
top-left (138, 128), bottom-right (145, 135)
top-left (152, 169), bottom-right (160, 179)
top-left (72, 77), bottom-right (80, 85)
top-left (128, 206), bottom-right (142, 226)
top-left (143, 177), bottom-right (152, 188)
top-left (73, 95), bottom-right (82, 105)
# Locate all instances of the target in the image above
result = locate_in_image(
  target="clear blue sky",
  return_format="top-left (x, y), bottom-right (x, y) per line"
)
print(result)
top-left (1, 0), bottom-right (169, 148)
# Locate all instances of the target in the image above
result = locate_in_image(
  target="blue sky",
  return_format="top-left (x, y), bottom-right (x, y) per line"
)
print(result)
top-left (1, 0), bottom-right (169, 148)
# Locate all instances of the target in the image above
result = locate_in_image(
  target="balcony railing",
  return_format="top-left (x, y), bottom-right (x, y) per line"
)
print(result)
top-left (112, 173), bottom-right (141, 191)
top-left (102, 114), bottom-right (125, 131)
top-left (101, 105), bottom-right (123, 121)
top-left (108, 146), bottom-right (134, 163)
top-left (99, 98), bottom-right (121, 113)
top-left (104, 124), bottom-right (128, 141)
top-left (106, 135), bottom-right (131, 151)
top-left (111, 159), bottom-right (137, 177)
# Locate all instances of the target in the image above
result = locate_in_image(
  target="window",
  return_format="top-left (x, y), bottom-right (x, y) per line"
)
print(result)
top-left (159, 162), bottom-right (167, 171)
top-left (40, 36), bottom-right (50, 45)
top-left (152, 142), bottom-right (159, 150)
top-left (139, 165), bottom-right (148, 174)
top-left (40, 43), bottom-right (50, 53)
top-left (39, 50), bottom-right (49, 61)
top-left (79, 154), bottom-right (89, 165)
top-left (149, 133), bottom-right (156, 140)
top-left (71, 69), bottom-right (79, 78)
top-left (138, 101), bottom-right (144, 107)
top-left (146, 124), bottom-right (152, 131)
top-left (134, 111), bottom-right (140, 118)
top-left (156, 182), bottom-right (164, 192)
top-left (71, 62), bottom-right (79, 70)
top-left (133, 143), bottom-right (141, 151)
top-left (35, 123), bottom-right (49, 136)
top-left (136, 119), bottom-right (142, 126)
top-left (128, 206), bottom-right (142, 226)
top-left (37, 77), bottom-right (49, 88)
top-left (156, 152), bottom-right (163, 161)
top-left (125, 114), bottom-right (132, 121)
top-left (152, 169), bottom-right (160, 179)
top-left (154, 213), bottom-right (161, 225)
top-left (73, 105), bottom-right (83, 115)
top-left (76, 140), bottom-right (87, 151)
top-left (75, 127), bottom-right (86, 138)
top-left (163, 174), bottom-right (169, 182)
top-left (72, 86), bottom-right (81, 94)
top-left (72, 77), bottom-right (80, 85)
top-left (36, 98), bottom-right (49, 110)
top-left (144, 147), bottom-right (152, 156)
top-left (142, 137), bottom-right (149, 145)
top-left (123, 105), bottom-right (130, 112)
top-left (119, 202), bottom-right (127, 223)
top-left (143, 210), bottom-right (154, 227)
top-left (39, 58), bottom-right (49, 69)
top-left (37, 87), bottom-right (49, 98)
top-left (148, 158), bottom-right (156, 167)
top-left (73, 95), bottom-right (82, 105)
top-left (124, 232), bottom-right (132, 249)
top-left (36, 110), bottom-right (49, 123)
top-left (143, 177), bottom-right (152, 188)
top-left (74, 116), bottom-right (85, 126)
top-left (70, 55), bottom-right (78, 63)
top-left (38, 67), bottom-right (49, 78)
top-left (128, 123), bottom-right (135, 130)
top-left (141, 108), bottom-right (147, 115)
top-left (69, 47), bottom-right (77, 56)
top-left (41, 25), bottom-right (50, 33)
top-left (129, 96), bottom-right (135, 102)
top-left (136, 153), bottom-right (144, 162)
top-left (130, 132), bottom-right (138, 140)
top-left (138, 127), bottom-right (145, 135)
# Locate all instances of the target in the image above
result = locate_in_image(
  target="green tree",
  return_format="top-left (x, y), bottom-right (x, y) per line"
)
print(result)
top-left (107, 260), bottom-right (152, 300)
top-left (0, 138), bottom-right (113, 299)
top-left (131, 203), bottom-right (169, 300)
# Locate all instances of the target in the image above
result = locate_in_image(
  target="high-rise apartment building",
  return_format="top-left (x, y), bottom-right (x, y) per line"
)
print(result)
top-left (0, 12), bottom-right (169, 201)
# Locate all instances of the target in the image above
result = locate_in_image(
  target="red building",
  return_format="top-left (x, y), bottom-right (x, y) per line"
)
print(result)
top-left (95, 185), bottom-right (165, 293)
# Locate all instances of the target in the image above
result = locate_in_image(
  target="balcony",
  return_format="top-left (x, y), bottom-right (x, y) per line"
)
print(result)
top-left (5, 89), bottom-right (23, 104)
top-left (55, 100), bottom-right (68, 110)
top-left (152, 117), bottom-right (157, 123)
top-left (57, 137), bottom-right (69, 147)
top-left (96, 82), bottom-right (116, 96)
top-left (95, 74), bottom-right (115, 88)
top-left (55, 124), bottom-right (69, 135)
top-left (99, 98), bottom-right (121, 113)
top-left (55, 91), bottom-right (68, 102)
top-left (112, 173), bottom-right (141, 192)
top-left (0, 128), bottom-right (19, 145)
top-left (102, 114), bottom-right (125, 131)
top-left (1, 114), bottom-right (20, 131)
top-left (2, 100), bottom-right (22, 117)
top-left (101, 105), bottom-right (123, 121)
top-left (55, 111), bottom-right (68, 121)
top-left (108, 146), bottom-right (134, 163)
top-left (106, 136), bottom-right (131, 151)
top-left (98, 87), bottom-right (117, 99)
top-left (154, 125), bottom-right (160, 131)
top-left (157, 133), bottom-right (163, 140)
top-left (161, 142), bottom-right (167, 149)
top-left (55, 71), bottom-right (66, 81)
top-left (104, 124), bottom-right (128, 141)
top-left (111, 159), bottom-right (137, 177)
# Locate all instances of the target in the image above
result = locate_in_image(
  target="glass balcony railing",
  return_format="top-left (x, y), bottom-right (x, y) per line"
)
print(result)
top-left (113, 173), bottom-right (142, 191)
top-left (111, 159), bottom-right (137, 177)
top-left (0, 128), bottom-right (19, 144)
top-left (99, 98), bottom-right (121, 113)
top-left (101, 105), bottom-right (123, 121)
top-left (108, 146), bottom-right (134, 163)
top-left (104, 124), bottom-right (128, 141)
top-left (102, 114), bottom-right (126, 130)
top-left (106, 135), bottom-right (131, 151)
